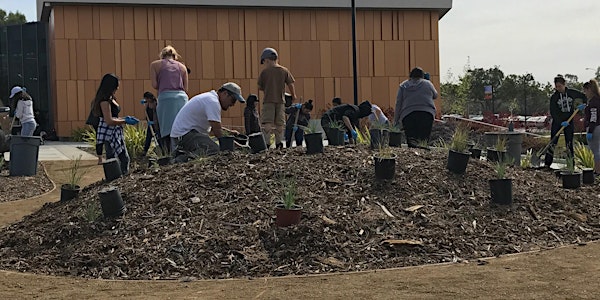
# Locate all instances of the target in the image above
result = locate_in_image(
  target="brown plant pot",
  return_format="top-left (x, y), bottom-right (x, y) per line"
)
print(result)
top-left (275, 204), bottom-right (302, 227)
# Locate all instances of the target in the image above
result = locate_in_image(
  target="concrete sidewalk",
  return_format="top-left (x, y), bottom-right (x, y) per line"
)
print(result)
top-left (3, 141), bottom-right (97, 161)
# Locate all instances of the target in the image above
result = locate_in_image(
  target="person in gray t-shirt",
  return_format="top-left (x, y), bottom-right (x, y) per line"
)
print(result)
top-left (393, 67), bottom-right (438, 148)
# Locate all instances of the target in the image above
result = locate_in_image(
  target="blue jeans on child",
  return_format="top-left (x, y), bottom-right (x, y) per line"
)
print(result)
top-left (20, 121), bottom-right (36, 136)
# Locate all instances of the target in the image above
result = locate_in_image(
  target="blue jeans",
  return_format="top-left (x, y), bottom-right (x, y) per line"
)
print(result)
top-left (105, 142), bottom-right (130, 175)
top-left (21, 121), bottom-right (36, 136)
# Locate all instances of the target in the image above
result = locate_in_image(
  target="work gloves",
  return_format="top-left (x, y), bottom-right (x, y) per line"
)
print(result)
top-left (587, 133), bottom-right (593, 142)
top-left (577, 103), bottom-right (587, 111)
top-left (125, 116), bottom-right (140, 125)
top-left (140, 99), bottom-right (147, 104)
top-left (294, 103), bottom-right (302, 109)
top-left (147, 121), bottom-right (155, 126)
top-left (561, 121), bottom-right (570, 127)
top-left (292, 125), bottom-right (298, 132)
top-left (350, 130), bottom-right (358, 140)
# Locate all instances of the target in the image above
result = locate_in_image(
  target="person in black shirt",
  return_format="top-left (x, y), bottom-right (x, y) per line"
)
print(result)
top-left (284, 99), bottom-right (313, 147)
top-left (142, 91), bottom-right (163, 156)
top-left (244, 94), bottom-right (261, 135)
top-left (321, 100), bottom-right (372, 144)
top-left (545, 75), bottom-right (587, 167)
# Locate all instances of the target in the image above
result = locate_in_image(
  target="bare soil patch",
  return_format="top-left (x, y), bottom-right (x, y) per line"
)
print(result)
top-left (0, 163), bottom-right (53, 203)
top-left (0, 146), bottom-right (598, 280)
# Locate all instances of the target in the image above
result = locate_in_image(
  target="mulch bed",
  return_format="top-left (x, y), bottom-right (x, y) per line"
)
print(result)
top-left (0, 145), bottom-right (598, 280)
top-left (0, 163), bottom-right (54, 203)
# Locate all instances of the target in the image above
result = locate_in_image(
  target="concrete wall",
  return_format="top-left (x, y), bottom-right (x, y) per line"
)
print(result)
top-left (48, 5), bottom-right (441, 137)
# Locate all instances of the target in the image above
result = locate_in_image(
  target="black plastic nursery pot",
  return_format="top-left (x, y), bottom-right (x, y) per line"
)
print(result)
top-left (327, 128), bottom-right (346, 146)
top-left (248, 132), bottom-right (267, 153)
top-left (234, 134), bottom-right (248, 146)
top-left (447, 150), bottom-right (471, 174)
top-left (486, 148), bottom-right (498, 162)
top-left (157, 157), bottom-right (171, 166)
top-left (98, 186), bottom-right (126, 218)
top-left (304, 132), bottom-right (324, 154)
top-left (275, 204), bottom-right (302, 227)
top-left (374, 154), bottom-right (397, 180)
top-left (388, 131), bottom-right (403, 147)
top-left (102, 158), bottom-right (122, 182)
top-left (370, 129), bottom-right (389, 150)
top-left (60, 184), bottom-right (80, 202)
top-left (489, 179), bottom-right (512, 205)
top-left (582, 168), bottom-right (594, 184)
top-left (218, 136), bottom-right (235, 151)
top-left (561, 171), bottom-right (582, 189)
top-left (470, 148), bottom-right (482, 159)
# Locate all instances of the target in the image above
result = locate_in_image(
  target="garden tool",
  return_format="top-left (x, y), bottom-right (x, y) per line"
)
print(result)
top-left (530, 108), bottom-right (580, 168)
top-left (141, 99), bottom-right (164, 156)
top-left (292, 97), bottom-right (303, 134)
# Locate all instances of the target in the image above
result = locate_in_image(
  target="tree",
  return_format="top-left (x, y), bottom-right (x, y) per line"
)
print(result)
top-left (0, 9), bottom-right (27, 26)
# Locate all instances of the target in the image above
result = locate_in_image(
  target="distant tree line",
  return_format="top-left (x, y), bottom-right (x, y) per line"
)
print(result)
top-left (441, 66), bottom-right (600, 116)
top-left (0, 9), bottom-right (27, 26)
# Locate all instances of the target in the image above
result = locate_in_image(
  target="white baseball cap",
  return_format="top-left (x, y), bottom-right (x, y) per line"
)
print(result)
top-left (10, 86), bottom-right (25, 98)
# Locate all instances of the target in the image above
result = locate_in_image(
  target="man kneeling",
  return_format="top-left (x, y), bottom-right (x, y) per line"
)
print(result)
top-left (171, 82), bottom-right (245, 161)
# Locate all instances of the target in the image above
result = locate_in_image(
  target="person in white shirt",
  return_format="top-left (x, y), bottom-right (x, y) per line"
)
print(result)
top-left (367, 104), bottom-right (389, 128)
top-left (10, 86), bottom-right (37, 136)
top-left (171, 82), bottom-right (245, 160)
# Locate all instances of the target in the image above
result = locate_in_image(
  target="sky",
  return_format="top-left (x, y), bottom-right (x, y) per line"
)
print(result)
top-left (3, 0), bottom-right (600, 85)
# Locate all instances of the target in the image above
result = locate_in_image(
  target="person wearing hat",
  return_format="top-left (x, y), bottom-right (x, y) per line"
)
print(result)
top-left (171, 82), bottom-right (245, 160)
top-left (244, 94), bottom-right (261, 136)
top-left (10, 86), bottom-right (37, 136)
top-left (394, 67), bottom-right (438, 148)
top-left (321, 100), bottom-right (372, 144)
top-left (257, 47), bottom-right (296, 149)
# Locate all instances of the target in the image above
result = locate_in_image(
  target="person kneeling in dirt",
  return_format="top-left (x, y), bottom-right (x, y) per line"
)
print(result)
top-left (284, 99), bottom-right (314, 147)
top-left (171, 82), bottom-right (245, 162)
top-left (321, 100), bottom-right (372, 144)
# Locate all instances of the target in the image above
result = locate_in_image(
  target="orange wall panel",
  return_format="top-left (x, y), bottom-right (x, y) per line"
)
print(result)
top-left (54, 40), bottom-right (70, 80)
top-left (403, 11), bottom-right (425, 40)
top-left (68, 40), bottom-right (77, 80)
top-left (123, 7), bottom-right (135, 40)
top-left (114, 41), bottom-right (122, 78)
top-left (328, 11), bottom-right (340, 41)
top-left (330, 41), bottom-right (350, 77)
top-left (66, 81), bottom-right (78, 121)
top-left (371, 77), bottom-right (390, 105)
top-left (53, 6), bottom-right (65, 39)
top-left (171, 8), bottom-right (186, 40)
top-left (373, 41), bottom-right (385, 77)
top-left (160, 8), bottom-right (172, 40)
top-left (381, 11), bottom-right (393, 41)
top-left (113, 7), bottom-right (125, 39)
top-left (100, 40), bottom-right (116, 75)
top-left (76, 40), bottom-right (88, 80)
top-left (201, 41), bottom-right (215, 79)
top-left (120, 40), bottom-right (136, 79)
top-left (184, 10), bottom-right (198, 40)
top-left (63, 6), bottom-right (78, 39)
top-left (384, 41), bottom-right (407, 77)
top-left (77, 81), bottom-right (86, 120)
top-left (233, 41), bottom-right (246, 78)
top-left (86, 40), bottom-right (102, 80)
top-left (216, 9), bottom-right (230, 41)
top-left (134, 7), bottom-right (149, 40)
top-left (56, 81), bottom-right (68, 122)
top-left (430, 12), bottom-right (439, 41)
top-left (77, 6), bottom-right (94, 39)
top-left (98, 7), bottom-right (114, 39)
top-left (411, 41), bottom-right (436, 75)
top-left (134, 40), bottom-right (150, 79)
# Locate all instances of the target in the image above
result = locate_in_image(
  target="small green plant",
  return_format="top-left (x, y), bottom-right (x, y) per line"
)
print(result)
top-left (71, 127), bottom-right (89, 142)
top-left (574, 141), bottom-right (595, 169)
top-left (375, 144), bottom-right (395, 159)
top-left (417, 139), bottom-right (430, 149)
top-left (300, 121), bottom-right (321, 134)
top-left (82, 127), bottom-right (97, 148)
top-left (281, 178), bottom-right (297, 209)
top-left (83, 201), bottom-right (102, 222)
top-left (329, 120), bottom-right (345, 131)
top-left (494, 156), bottom-right (514, 179)
top-left (449, 126), bottom-right (469, 153)
top-left (355, 126), bottom-right (370, 145)
top-left (124, 124), bottom-right (147, 159)
top-left (63, 155), bottom-right (86, 188)
top-left (521, 148), bottom-right (533, 169)
top-left (387, 123), bottom-right (402, 133)
top-left (565, 155), bottom-right (576, 174)
top-left (494, 137), bottom-right (507, 152)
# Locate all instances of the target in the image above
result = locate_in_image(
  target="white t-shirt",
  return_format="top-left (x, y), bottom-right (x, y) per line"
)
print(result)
top-left (170, 90), bottom-right (222, 138)
top-left (368, 104), bottom-right (388, 125)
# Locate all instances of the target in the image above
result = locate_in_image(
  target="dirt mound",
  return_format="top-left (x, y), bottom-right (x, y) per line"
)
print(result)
top-left (0, 146), bottom-right (598, 280)
top-left (0, 163), bottom-right (53, 203)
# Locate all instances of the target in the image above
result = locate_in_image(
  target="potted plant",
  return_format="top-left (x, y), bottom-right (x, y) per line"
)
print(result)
top-left (275, 178), bottom-right (302, 227)
top-left (369, 122), bottom-right (389, 150)
top-left (218, 131), bottom-right (235, 152)
top-left (486, 137), bottom-right (507, 163)
top-left (446, 126), bottom-right (471, 174)
top-left (327, 120), bottom-right (346, 146)
top-left (561, 155), bottom-right (582, 189)
top-left (387, 124), bottom-right (403, 147)
top-left (489, 157), bottom-right (513, 205)
top-left (374, 145), bottom-right (397, 180)
top-left (469, 141), bottom-right (483, 159)
top-left (300, 121), bottom-right (324, 154)
top-left (61, 155), bottom-right (86, 202)
top-left (574, 141), bottom-right (595, 184)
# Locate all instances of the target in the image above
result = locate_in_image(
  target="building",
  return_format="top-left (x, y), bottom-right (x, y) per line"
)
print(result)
top-left (37, 0), bottom-right (452, 137)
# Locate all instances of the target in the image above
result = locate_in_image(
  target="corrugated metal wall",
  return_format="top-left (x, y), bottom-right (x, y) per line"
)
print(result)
top-left (48, 5), bottom-right (440, 137)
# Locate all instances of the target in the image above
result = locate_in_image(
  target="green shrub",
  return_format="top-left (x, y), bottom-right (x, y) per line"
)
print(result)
top-left (124, 124), bottom-right (147, 159)
top-left (71, 126), bottom-right (90, 142)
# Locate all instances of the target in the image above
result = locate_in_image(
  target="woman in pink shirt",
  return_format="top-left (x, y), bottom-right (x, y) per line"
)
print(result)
top-left (150, 45), bottom-right (189, 153)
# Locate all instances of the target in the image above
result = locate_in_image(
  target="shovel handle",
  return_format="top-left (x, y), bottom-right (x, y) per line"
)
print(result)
top-left (536, 108), bottom-right (580, 157)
